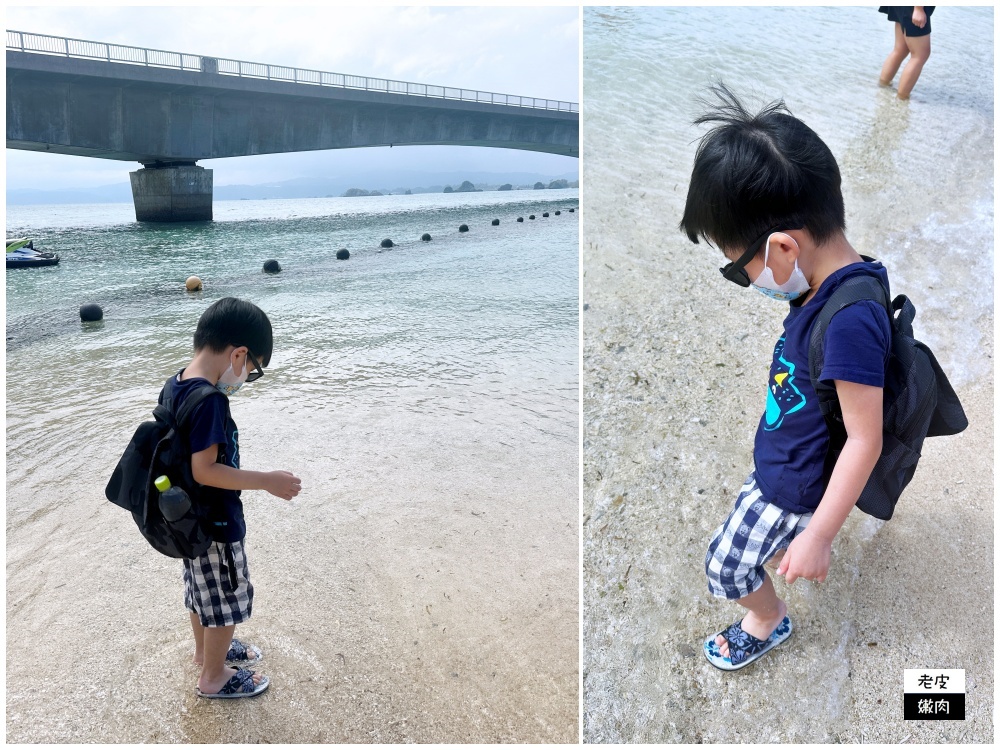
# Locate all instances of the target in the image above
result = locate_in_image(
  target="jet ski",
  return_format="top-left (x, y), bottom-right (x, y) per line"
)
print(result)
top-left (6, 238), bottom-right (60, 269)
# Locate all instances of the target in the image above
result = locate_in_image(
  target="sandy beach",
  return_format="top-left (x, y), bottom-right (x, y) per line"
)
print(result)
top-left (581, 196), bottom-right (993, 743)
top-left (5, 175), bottom-right (581, 744)
top-left (581, 6), bottom-right (993, 741)
top-left (6, 379), bottom-right (578, 743)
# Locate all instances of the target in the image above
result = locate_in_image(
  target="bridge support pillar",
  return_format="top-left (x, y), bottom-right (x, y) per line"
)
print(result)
top-left (129, 163), bottom-right (213, 222)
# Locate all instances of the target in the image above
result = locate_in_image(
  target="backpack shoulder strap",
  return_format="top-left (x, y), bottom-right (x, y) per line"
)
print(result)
top-left (155, 376), bottom-right (227, 431)
top-left (153, 377), bottom-right (176, 425)
top-left (808, 274), bottom-right (891, 414)
top-left (176, 383), bottom-right (228, 430)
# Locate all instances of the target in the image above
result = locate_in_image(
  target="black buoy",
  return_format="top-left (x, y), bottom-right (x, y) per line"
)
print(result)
top-left (336, 248), bottom-right (350, 260)
top-left (529, 215), bottom-right (536, 220)
top-left (517, 217), bottom-right (524, 223)
top-left (542, 212), bottom-right (549, 217)
top-left (381, 238), bottom-right (394, 248)
top-left (555, 210), bottom-right (561, 216)
top-left (569, 208), bottom-right (575, 212)
top-left (421, 233), bottom-right (432, 242)
top-left (80, 303), bottom-right (103, 322)
top-left (459, 224), bottom-right (469, 233)
top-left (263, 259), bottom-right (282, 274)
top-left (491, 218), bottom-right (500, 226)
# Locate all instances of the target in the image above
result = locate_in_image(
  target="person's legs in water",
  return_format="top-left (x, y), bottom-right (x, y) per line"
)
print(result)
top-left (897, 33), bottom-right (931, 100)
top-left (879, 22), bottom-right (910, 86)
top-left (713, 572), bottom-right (787, 659)
top-left (192, 618), bottom-right (266, 695)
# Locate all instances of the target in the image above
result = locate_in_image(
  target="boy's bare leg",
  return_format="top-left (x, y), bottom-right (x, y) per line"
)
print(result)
top-left (191, 613), bottom-right (260, 669)
top-left (897, 34), bottom-right (931, 99)
top-left (190, 612), bottom-right (206, 666)
top-left (879, 23), bottom-right (909, 85)
top-left (715, 571), bottom-right (788, 659)
top-left (197, 624), bottom-right (265, 694)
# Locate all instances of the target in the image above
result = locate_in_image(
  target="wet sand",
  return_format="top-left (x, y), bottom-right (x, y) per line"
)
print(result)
top-left (581, 209), bottom-right (993, 742)
top-left (6, 400), bottom-right (578, 742)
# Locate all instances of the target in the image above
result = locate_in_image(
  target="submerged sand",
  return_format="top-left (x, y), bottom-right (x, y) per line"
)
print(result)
top-left (581, 208), bottom-right (993, 742)
top-left (6, 400), bottom-right (578, 742)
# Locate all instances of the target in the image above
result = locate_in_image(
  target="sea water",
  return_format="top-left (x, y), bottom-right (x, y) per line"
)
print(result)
top-left (6, 191), bottom-right (579, 467)
top-left (584, 5), bottom-right (992, 385)
top-left (583, 5), bottom-right (992, 743)
top-left (5, 191), bottom-right (580, 741)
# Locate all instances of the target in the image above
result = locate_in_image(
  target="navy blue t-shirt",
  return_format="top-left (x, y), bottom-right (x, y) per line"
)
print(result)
top-left (162, 372), bottom-right (246, 543)
top-left (753, 262), bottom-right (892, 513)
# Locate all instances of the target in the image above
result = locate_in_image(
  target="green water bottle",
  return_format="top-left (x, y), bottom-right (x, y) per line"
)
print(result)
top-left (155, 475), bottom-right (191, 522)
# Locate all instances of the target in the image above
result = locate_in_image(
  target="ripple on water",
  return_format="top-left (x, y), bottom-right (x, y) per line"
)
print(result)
top-left (583, 5), bottom-right (991, 743)
top-left (7, 190), bottom-right (579, 525)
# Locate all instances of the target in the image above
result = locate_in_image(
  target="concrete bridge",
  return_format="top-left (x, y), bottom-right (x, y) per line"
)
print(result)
top-left (6, 30), bottom-right (579, 221)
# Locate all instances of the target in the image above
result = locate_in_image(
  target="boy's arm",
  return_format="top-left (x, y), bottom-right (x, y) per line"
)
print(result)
top-left (777, 380), bottom-right (883, 584)
top-left (191, 444), bottom-right (301, 501)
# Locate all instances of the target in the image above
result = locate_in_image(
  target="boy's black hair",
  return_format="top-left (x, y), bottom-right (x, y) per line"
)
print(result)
top-left (193, 297), bottom-right (273, 366)
top-left (679, 83), bottom-right (845, 257)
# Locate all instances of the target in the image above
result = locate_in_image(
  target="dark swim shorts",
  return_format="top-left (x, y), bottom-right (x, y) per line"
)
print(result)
top-left (879, 6), bottom-right (935, 38)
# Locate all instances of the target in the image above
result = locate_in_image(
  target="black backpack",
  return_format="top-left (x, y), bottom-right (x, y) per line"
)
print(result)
top-left (105, 376), bottom-right (226, 558)
top-left (809, 272), bottom-right (968, 521)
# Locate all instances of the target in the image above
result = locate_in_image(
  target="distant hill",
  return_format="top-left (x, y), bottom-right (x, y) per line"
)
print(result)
top-left (7, 169), bottom-right (579, 205)
top-left (6, 183), bottom-right (135, 205)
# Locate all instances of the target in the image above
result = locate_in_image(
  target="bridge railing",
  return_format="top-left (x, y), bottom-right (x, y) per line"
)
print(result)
top-left (7, 29), bottom-right (578, 113)
top-left (7, 30), bottom-right (201, 71)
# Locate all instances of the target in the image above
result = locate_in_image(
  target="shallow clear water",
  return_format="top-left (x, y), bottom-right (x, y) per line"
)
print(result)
top-left (6, 189), bottom-right (579, 529)
top-left (6, 189), bottom-right (581, 742)
top-left (583, 5), bottom-right (992, 743)
top-left (585, 5), bottom-right (993, 385)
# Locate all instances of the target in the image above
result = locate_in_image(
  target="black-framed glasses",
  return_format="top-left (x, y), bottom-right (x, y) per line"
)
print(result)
top-left (718, 226), bottom-right (781, 288)
top-left (245, 351), bottom-right (265, 382)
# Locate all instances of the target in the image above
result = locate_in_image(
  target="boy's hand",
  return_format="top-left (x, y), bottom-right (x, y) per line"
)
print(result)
top-left (912, 7), bottom-right (927, 28)
top-left (776, 529), bottom-right (832, 585)
top-left (265, 470), bottom-right (302, 501)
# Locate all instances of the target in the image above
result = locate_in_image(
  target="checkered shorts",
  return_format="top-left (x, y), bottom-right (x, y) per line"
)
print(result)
top-left (705, 473), bottom-right (812, 600)
top-left (183, 540), bottom-right (253, 627)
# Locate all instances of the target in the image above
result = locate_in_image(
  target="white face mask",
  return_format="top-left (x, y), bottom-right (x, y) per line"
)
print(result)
top-left (751, 233), bottom-right (811, 301)
top-left (216, 356), bottom-right (248, 397)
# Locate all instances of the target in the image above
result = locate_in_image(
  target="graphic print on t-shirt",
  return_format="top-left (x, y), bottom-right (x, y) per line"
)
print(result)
top-left (228, 427), bottom-right (240, 469)
top-left (764, 337), bottom-right (806, 431)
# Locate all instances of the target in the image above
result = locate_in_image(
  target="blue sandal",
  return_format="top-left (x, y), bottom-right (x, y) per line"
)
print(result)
top-left (196, 668), bottom-right (270, 699)
top-left (703, 616), bottom-right (793, 671)
top-left (225, 638), bottom-right (262, 667)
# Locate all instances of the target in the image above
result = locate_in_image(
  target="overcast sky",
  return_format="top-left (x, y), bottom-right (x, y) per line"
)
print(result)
top-left (5, 4), bottom-right (579, 191)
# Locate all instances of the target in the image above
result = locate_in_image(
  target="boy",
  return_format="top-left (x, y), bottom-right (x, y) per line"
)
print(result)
top-left (679, 85), bottom-right (890, 670)
top-left (169, 297), bottom-right (302, 697)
